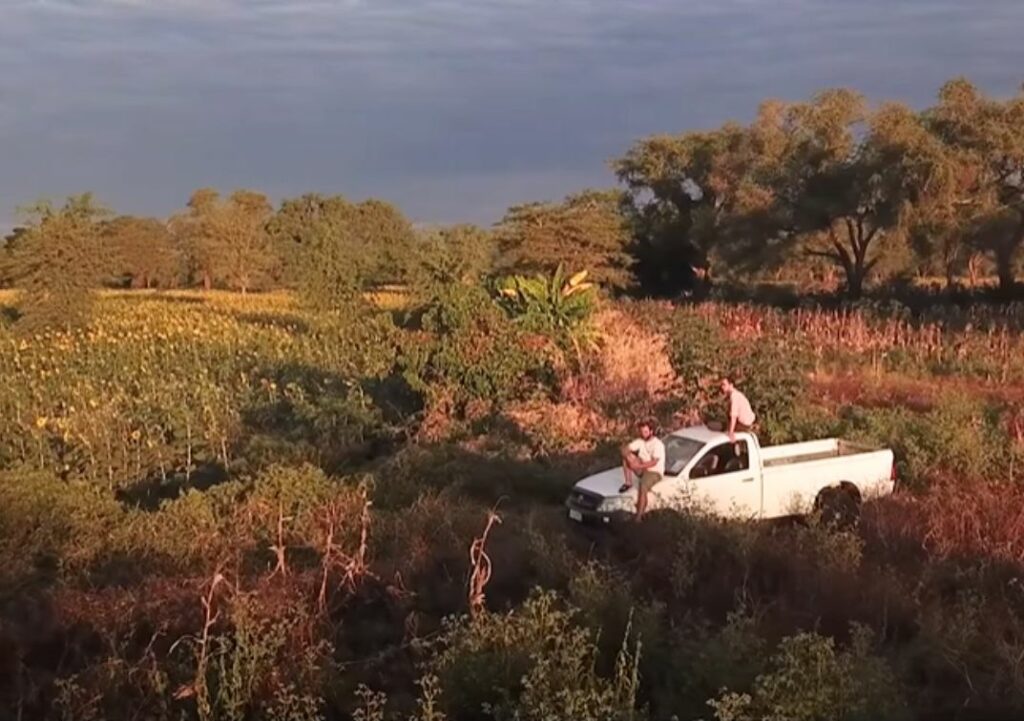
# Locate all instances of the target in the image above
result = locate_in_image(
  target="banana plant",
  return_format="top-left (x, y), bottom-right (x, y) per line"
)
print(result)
top-left (496, 264), bottom-right (599, 357)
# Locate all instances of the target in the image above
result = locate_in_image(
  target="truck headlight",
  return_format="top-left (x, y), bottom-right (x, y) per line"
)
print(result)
top-left (598, 496), bottom-right (633, 513)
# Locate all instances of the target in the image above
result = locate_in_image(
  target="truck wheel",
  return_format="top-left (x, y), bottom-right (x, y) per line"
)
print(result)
top-left (814, 484), bottom-right (861, 528)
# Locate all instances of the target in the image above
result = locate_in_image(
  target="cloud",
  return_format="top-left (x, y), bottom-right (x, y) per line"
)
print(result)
top-left (0, 0), bottom-right (1023, 226)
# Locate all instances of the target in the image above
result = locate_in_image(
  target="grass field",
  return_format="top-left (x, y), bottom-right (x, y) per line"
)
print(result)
top-left (2, 287), bottom-right (1024, 720)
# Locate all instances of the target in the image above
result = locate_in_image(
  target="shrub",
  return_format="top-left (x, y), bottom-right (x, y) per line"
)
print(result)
top-left (840, 393), bottom-right (1007, 487)
top-left (412, 284), bottom-right (554, 410)
top-left (0, 469), bottom-right (123, 580)
top-left (631, 303), bottom-right (812, 442)
top-left (709, 625), bottom-right (906, 721)
top-left (429, 590), bottom-right (643, 721)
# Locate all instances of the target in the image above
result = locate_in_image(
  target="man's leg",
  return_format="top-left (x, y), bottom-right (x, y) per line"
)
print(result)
top-left (621, 458), bottom-right (635, 491)
top-left (636, 471), bottom-right (661, 520)
top-left (620, 446), bottom-right (636, 492)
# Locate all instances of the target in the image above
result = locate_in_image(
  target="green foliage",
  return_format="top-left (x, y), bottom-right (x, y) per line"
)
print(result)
top-left (647, 305), bottom-right (811, 442)
top-left (185, 598), bottom-right (325, 721)
top-left (497, 189), bottom-right (635, 292)
top-left (409, 224), bottom-right (496, 297)
top-left (173, 188), bottom-right (279, 293)
top-left (496, 264), bottom-right (598, 356)
top-left (710, 625), bottom-right (906, 721)
top-left (4, 193), bottom-right (110, 330)
top-left (411, 284), bottom-right (553, 407)
top-left (0, 295), bottom-right (395, 490)
top-left (430, 590), bottom-right (643, 721)
top-left (840, 393), bottom-right (1007, 488)
top-left (0, 468), bottom-right (123, 582)
top-left (269, 193), bottom-right (415, 310)
top-left (102, 215), bottom-right (181, 289)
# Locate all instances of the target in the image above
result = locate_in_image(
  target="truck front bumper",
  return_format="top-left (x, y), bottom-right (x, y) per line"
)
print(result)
top-left (565, 501), bottom-right (631, 525)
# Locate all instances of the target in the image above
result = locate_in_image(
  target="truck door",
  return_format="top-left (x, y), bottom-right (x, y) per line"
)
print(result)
top-left (687, 440), bottom-right (761, 519)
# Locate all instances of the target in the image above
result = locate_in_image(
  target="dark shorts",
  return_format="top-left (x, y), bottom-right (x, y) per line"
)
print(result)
top-left (639, 471), bottom-right (663, 492)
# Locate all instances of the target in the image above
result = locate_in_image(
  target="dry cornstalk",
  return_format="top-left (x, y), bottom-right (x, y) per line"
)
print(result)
top-left (171, 570), bottom-right (229, 712)
top-left (317, 488), bottom-right (374, 613)
top-left (468, 508), bottom-right (502, 620)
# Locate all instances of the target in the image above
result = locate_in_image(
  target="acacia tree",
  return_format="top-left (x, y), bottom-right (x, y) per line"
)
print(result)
top-left (102, 215), bottom-right (180, 289)
top-left (925, 78), bottom-right (1024, 294)
top-left (777, 95), bottom-right (953, 297)
top-left (4, 193), bottom-right (110, 330)
top-left (497, 189), bottom-right (634, 292)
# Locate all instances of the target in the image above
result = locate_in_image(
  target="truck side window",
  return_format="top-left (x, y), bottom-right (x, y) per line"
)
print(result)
top-left (691, 441), bottom-right (749, 479)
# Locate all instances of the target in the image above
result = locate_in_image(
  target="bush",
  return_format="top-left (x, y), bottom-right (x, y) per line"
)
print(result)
top-left (631, 303), bottom-right (812, 442)
top-left (710, 625), bottom-right (906, 721)
top-left (0, 469), bottom-right (123, 581)
top-left (429, 590), bottom-right (643, 721)
top-left (411, 285), bottom-right (554, 410)
top-left (840, 393), bottom-right (1007, 488)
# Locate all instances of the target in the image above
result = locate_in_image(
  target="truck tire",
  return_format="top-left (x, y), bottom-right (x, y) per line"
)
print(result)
top-left (814, 483), bottom-right (861, 528)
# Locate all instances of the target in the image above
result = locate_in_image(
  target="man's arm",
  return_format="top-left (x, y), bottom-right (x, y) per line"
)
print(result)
top-left (634, 457), bottom-right (659, 470)
top-left (728, 395), bottom-right (738, 441)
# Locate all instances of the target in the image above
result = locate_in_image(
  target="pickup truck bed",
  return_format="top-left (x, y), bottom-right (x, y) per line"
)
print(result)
top-left (761, 439), bottom-right (878, 467)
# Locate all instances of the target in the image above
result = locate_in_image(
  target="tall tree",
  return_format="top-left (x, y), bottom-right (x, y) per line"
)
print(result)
top-left (613, 113), bottom-right (783, 294)
top-left (267, 193), bottom-right (353, 285)
top-left (497, 189), bottom-right (634, 291)
top-left (925, 78), bottom-right (1024, 294)
top-left (4, 193), bottom-right (110, 330)
top-left (102, 215), bottom-right (180, 289)
top-left (268, 194), bottom-right (415, 310)
top-left (170, 187), bottom-right (220, 290)
top-left (410, 224), bottom-right (495, 294)
top-left (171, 188), bottom-right (278, 293)
top-left (208, 190), bottom-right (277, 294)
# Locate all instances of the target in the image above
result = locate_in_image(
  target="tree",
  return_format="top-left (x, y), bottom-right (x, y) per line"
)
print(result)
top-left (613, 114), bottom-right (783, 295)
top-left (266, 193), bottom-right (353, 286)
top-left (695, 91), bottom-right (946, 298)
top-left (208, 190), bottom-right (277, 294)
top-left (925, 78), bottom-right (1024, 294)
top-left (171, 188), bottom-right (278, 293)
top-left (348, 198), bottom-right (416, 286)
top-left (102, 215), bottom-right (180, 289)
top-left (268, 194), bottom-right (415, 310)
top-left (170, 187), bottom-right (220, 290)
top-left (497, 189), bottom-right (634, 292)
top-left (4, 193), bottom-right (110, 330)
top-left (409, 224), bottom-right (495, 294)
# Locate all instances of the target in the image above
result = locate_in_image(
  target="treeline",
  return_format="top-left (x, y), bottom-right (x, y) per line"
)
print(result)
top-left (2, 76), bottom-right (1023, 317)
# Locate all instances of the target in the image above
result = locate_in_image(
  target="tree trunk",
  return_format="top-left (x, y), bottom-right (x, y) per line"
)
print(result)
top-left (997, 260), bottom-right (1016, 296)
top-left (845, 266), bottom-right (865, 299)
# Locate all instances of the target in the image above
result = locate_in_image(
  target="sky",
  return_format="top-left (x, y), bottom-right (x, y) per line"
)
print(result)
top-left (1, 0), bottom-right (1023, 229)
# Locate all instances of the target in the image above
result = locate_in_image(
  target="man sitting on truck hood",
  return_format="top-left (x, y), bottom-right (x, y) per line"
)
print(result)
top-left (721, 376), bottom-right (756, 443)
top-left (619, 418), bottom-right (666, 519)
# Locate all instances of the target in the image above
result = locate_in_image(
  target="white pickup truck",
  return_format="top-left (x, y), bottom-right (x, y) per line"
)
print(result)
top-left (565, 425), bottom-right (896, 524)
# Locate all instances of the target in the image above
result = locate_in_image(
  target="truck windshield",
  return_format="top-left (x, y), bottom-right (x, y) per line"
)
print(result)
top-left (663, 436), bottom-right (705, 476)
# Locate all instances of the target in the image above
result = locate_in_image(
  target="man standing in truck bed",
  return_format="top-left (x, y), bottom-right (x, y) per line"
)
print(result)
top-left (619, 418), bottom-right (665, 520)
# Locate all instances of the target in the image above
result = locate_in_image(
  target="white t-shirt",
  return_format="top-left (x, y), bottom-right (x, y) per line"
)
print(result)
top-left (729, 390), bottom-right (756, 426)
top-left (628, 436), bottom-right (666, 476)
